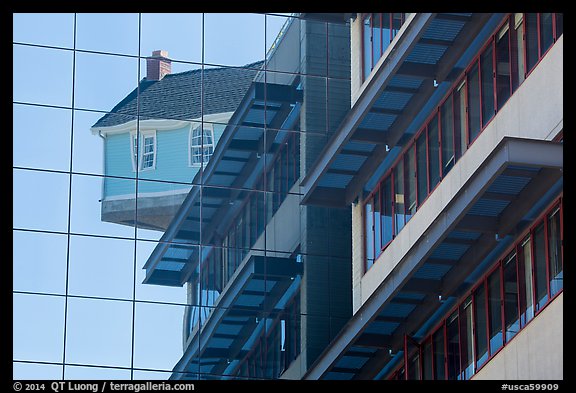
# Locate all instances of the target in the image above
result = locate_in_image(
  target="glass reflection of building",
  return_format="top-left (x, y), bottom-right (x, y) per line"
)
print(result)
top-left (94, 15), bottom-right (354, 379)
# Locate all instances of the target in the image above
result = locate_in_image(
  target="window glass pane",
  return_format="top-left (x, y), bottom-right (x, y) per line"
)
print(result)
top-left (405, 146), bottom-right (416, 218)
top-left (441, 97), bottom-right (455, 175)
top-left (474, 284), bottom-right (488, 368)
top-left (416, 132), bottom-right (428, 206)
top-left (428, 116), bottom-right (440, 190)
top-left (204, 13), bottom-right (265, 67)
top-left (392, 13), bottom-right (403, 40)
top-left (539, 13), bottom-right (554, 54)
top-left (481, 44), bottom-right (495, 126)
top-left (64, 365), bottom-right (131, 380)
top-left (76, 13), bottom-right (139, 56)
top-left (547, 207), bottom-right (563, 296)
top-left (467, 62), bottom-right (481, 143)
top-left (13, 362), bottom-right (63, 380)
top-left (496, 24), bottom-right (512, 109)
top-left (526, 13), bottom-right (539, 72)
top-left (365, 197), bottom-right (374, 270)
top-left (13, 13), bottom-right (74, 49)
top-left (433, 327), bottom-right (445, 380)
top-left (460, 298), bottom-right (475, 379)
top-left (65, 297), bottom-right (133, 368)
top-left (382, 13), bottom-right (392, 47)
top-left (13, 168), bottom-right (70, 233)
top-left (488, 268), bottom-right (503, 355)
top-left (555, 13), bottom-right (563, 38)
top-left (363, 15), bottom-right (372, 79)
top-left (13, 44), bottom-right (73, 108)
top-left (372, 14), bottom-right (382, 68)
top-left (13, 293), bottom-right (65, 363)
top-left (382, 176), bottom-right (393, 246)
top-left (13, 104), bottom-right (72, 172)
top-left (422, 339), bottom-right (433, 380)
top-left (519, 237), bottom-right (534, 326)
top-left (408, 352), bottom-right (421, 380)
top-left (503, 252), bottom-right (520, 342)
top-left (394, 161), bottom-right (405, 234)
top-left (533, 223), bottom-right (548, 310)
top-left (454, 81), bottom-right (467, 157)
top-left (13, 230), bottom-right (68, 295)
top-left (512, 14), bottom-right (525, 90)
top-left (446, 312), bottom-right (460, 380)
top-left (374, 188), bottom-right (382, 257)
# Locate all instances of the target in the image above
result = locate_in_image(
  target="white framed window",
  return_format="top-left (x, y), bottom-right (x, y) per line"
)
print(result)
top-left (130, 130), bottom-right (156, 171)
top-left (189, 125), bottom-right (215, 167)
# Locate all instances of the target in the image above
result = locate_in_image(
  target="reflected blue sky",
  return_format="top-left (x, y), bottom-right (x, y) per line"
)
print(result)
top-left (13, 12), bottom-right (288, 380)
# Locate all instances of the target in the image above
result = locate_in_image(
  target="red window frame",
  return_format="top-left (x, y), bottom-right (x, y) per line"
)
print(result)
top-left (388, 194), bottom-right (563, 380)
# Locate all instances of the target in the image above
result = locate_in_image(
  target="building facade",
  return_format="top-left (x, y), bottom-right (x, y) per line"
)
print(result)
top-left (301, 13), bottom-right (563, 380)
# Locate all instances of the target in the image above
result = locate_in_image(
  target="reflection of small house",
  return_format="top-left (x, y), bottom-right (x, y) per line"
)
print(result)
top-left (91, 50), bottom-right (263, 231)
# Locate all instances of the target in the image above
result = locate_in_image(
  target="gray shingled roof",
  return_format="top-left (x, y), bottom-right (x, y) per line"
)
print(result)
top-left (92, 61), bottom-right (264, 128)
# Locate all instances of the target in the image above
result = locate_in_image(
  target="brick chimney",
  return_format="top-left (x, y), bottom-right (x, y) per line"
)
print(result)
top-left (147, 50), bottom-right (171, 81)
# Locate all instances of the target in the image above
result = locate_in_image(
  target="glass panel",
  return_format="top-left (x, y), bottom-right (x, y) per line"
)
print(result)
top-left (363, 15), bottom-right (372, 79)
top-left (519, 237), bottom-right (534, 326)
top-left (266, 15), bottom-right (299, 75)
top-left (392, 13), bottom-right (404, 40)
top-left (496, 23), bottom-right (512, 109)
top-left (416, 132), bottom-right (428, 206)
top-left (533, 223), bottom-right (548, 311)
top-left (75, 13), bottom-right (139, 56)
top-left (555, 13), bottom-right (563, 37)
top-left (382, 176), bottom-right (393, 246)
top-left (547, 207), bottom-right (563, 296)
top-left (488, 268), bottom-right (503, 355)
top-left (74, 51), bottom-right (139, 113)
top-left (374, 188), bottom-right (382, 257)
top-left (65, 297), bottom-right (133, 368)
top-left (503, 252), bottom-right (520, 342)
top-left (394, 161), bottom-right (405, 234)
top-left (13, 293), bottom-right (65, 363)
top-left (13, 230), bottom-right (68, 295)
top-left (474, 284), bottom-right (488, 368)
top-left (13, 13), bottom-right (74, 49)
top-left (441, 96), bottom-right (455, 175)
top-left (372, 14), bottom-right (382, 68)
top-left (460, 297), bottom-right (475, 379)
top-left (70, 173), bottom-right (136, 239)
top-left (428, 115), bottom-right (440, 190)
top-left (204, 13), bottom-right (265, 68)
top-left (13, 168), bottom-right (70, 233)
top-left (133, 302), bottom-right (187, 371)
top-left (13, 362), bottom-right (63, 380)
top-left (408, 351), bottom-right (421, 380)
top-left (141, 13), bottom-right (202, 64)
top-left (512, 13), bottom-right (525, 90)
top-left (467, 62), bottom-right (481, 143)
top-left (13, 104), bottom-right (72, 172)
top-left (433, 327), bottom-right (446, 380)
top-left (135, 240), bottom-right (189, 305)
top-left (446, 312), bottom-right (460, 380)
top-left (525, 13), bottom-right (539, 73)
top-left (481, 44), bottom-right (495, 126)
top-left (64, 366), bottom-right (131, 380)
top-left (422, 339), bottom-right (433, 380)
top-left (405, 145), bottom-right (416, 218)
top-left (539, 13), bottom-right (554, 55)
top-left (68, 235), bottom-right (134, 300)
top-left (365, 197), bottom-right (374, 270)
top-left (13, 44), bottom-right (73, 107)
top-left (381, 13), bottom-right (392, 47)
top-left (454, 81), bottom-right (467, 157)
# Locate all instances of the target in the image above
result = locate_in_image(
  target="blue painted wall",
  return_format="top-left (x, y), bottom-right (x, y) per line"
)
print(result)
top-left (103, 123), bottom-right (225, 198)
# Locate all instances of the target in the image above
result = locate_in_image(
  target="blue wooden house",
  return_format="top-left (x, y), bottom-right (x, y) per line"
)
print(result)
top-left (91, 51), bottom-right (263, 230)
